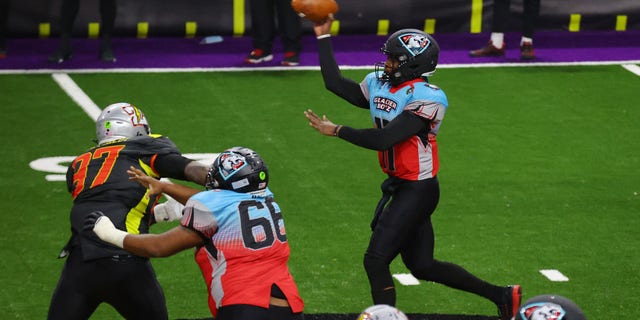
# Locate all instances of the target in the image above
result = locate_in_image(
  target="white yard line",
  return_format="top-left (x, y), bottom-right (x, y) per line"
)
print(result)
top-left (51, 73), bottom-right (102, 121)
top-left (622, 63), bottom-right (640, 76)
top-left (539, 269), bottom-right (570, 282)
top-left (393, 273), bottom-right (421, 286)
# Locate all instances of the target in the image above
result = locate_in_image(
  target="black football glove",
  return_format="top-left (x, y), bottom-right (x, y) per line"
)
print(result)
top-left (83, 211), bottom-right (106, 233)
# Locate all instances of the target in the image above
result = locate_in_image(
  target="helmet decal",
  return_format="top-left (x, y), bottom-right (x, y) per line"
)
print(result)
top-left (121, 105), bottom-right (147, 128)
top-left (217, 152), bottom-right (247, 180)
top-left (519, 302), bottom-right (566, 320)
top-left (206, 147), bottom-right (269, 193)
top-left (96, 103), bottom-right (151, 144)
top-left (398, 32), bottom-right (430, 57)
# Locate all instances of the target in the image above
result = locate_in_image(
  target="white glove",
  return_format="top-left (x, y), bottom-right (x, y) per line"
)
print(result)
top-left (93, 214), bottom-right (127, 248)
top-left (153, 195), bottom-right (185, 222)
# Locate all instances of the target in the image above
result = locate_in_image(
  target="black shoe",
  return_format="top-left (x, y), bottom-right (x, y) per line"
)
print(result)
top-left (281, 51), bottom-right (300, 66)
top-left (469, 41), bottom-right (505, 57)
top-left (48, 48), bottom-right (72, 63)
top-left (100, 47), bottom-right (116, 62)
top-left (244, 49), bottom-right (273, 64)
top-left (497, 285), bottom-right (522, 320)
top-left (49, 36), bottom-right (73, 63)
top-left (520, 42), bottom-right (535, 60)
top-left (99, 38), bottom-right (116, 62)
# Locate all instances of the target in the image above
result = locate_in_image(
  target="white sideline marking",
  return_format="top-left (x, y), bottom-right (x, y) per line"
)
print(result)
top-left (393, 273), bottom-right (420, 286)
top-left (539, 269), bottom-right (569, 282)
top-left (622, 64), bottom-right (640, 76)
top-left (51, 73), bottom-right (102, 120)
top-left (2, 60), bottom-right (640, 74)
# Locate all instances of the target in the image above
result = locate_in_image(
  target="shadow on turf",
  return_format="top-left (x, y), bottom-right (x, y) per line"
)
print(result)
top-left (178, 314), bottom-right (496, 320)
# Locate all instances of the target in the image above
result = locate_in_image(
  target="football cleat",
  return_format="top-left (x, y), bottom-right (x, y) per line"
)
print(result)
top-left (498, 285), bottom-right (522, 320)
top-left (244, 49), bottom-right (273, 64)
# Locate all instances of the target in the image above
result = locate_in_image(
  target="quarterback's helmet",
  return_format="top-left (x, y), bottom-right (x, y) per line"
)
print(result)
top-left (518, 294), bottom-right (586, 320)
top-left (357, 305), bottom-right (408, 320)
top-left (205, 147), bottom-right (269, 194)
top-left (96, 102), bottom-right (150, 144)
top-left (378, 29), bottom-right (439, 86)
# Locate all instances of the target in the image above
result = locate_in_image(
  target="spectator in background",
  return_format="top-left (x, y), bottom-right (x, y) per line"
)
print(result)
top-left (48, 0), bottom-right (117, 63)
top-left (0, 0), bottom-right (8, 58)
top-left (469, 0), bottom-right (540, 60)
top-left (244, 0), bottom-right (302, 66)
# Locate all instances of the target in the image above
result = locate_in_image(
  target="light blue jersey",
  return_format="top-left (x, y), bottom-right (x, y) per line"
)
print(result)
top-left (359, 71), bottom-right (449, 179)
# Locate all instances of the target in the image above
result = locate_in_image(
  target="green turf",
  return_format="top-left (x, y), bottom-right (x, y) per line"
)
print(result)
top-left (0, 65), bottom-right (638, 319)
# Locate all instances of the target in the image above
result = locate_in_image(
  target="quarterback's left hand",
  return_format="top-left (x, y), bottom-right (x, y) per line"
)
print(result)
top-left (304, 109), bottom-right (340, 136)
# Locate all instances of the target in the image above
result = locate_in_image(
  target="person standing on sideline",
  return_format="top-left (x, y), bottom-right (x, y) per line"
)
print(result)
top-left (47, 103), bottom-right (209, 320)
top-left (48, 0), bottom-right (118, 63)
top-left (244, 0), bottom-right (302, 66)
top-left (86, 147), bottom-right (305, 320)
top-left (469, 0), bottom-right (540, 60)
top-left (303, 18), bottom-right (522, 320)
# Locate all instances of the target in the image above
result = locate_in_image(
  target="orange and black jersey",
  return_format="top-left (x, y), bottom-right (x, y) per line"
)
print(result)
top-left (65, 134), bottom-right (193, 260)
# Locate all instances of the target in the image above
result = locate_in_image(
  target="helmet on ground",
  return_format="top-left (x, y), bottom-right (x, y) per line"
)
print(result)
top-left (379, 29), bottom-right (439, 86)
top-left (518, 294), bottom-right (586, 320)
top-left (357, 305), bottom-right (408, 320)
top-left (96, 102), bottom-right (150, 144)
top-left (205, 146), bottom-right (268, 193)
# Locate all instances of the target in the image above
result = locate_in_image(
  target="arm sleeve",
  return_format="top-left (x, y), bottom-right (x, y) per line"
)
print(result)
top-left (337, 111), bottom-right (427, 150)
top-left (154, 153), bottom-right (194, 180)
top-left (318, 37), bottom-right (370, 109)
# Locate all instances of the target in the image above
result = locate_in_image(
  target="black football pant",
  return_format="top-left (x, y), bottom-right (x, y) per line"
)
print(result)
top-left (364, 176), bottom-right (504, 306)
top-left (47, 246), bottom-right (168, 320)
top-left (57, 0), bottom-right (116, 38)
top-left (248, 0), bottom-right (302, 53)
top-left (491, 0), bottom-right (540, 38)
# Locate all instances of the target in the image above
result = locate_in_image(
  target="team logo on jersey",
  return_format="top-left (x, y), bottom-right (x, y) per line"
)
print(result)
top-left (399, 32), bottom-right (430, 57)
top-left (218, 152), bottom-right (247, 180)
top-left (519, 302), bottom-right (566, 320)
top-left (373, 96), bottom-right (398, 112)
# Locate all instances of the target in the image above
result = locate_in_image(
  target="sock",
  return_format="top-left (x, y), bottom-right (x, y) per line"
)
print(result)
top-left (521, 36), bottom-right (533, 46)
top-left (490, 32), bottom-right (504, 48)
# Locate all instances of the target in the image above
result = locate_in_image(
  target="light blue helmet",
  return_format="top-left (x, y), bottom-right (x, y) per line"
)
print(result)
top-left (96, 102), bottom-right (150, 144)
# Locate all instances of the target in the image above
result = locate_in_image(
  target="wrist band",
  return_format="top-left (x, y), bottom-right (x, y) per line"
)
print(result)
top-left (333, 125), bottom-right (342, 136)
top-left (317, 34), bottom-right (331, 40)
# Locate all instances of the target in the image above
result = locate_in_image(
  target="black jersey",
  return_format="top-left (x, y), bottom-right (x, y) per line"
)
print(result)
top-left (65, 134), bottom-right (192, 260)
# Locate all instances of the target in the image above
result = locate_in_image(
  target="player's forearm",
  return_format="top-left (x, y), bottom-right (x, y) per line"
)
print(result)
top-left (184, 161), bottom-right (209, 186)
top-left (157, 181), bottom-right (200, 205)
top-left (317, 38), bottom-right (369, 108)
top-left (123, 234), bottom-right (177, 258)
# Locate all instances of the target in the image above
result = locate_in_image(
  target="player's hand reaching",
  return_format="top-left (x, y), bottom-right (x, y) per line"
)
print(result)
top-left (304, 109), bottom-right (342, 137)
top-left (127, 166), bottom-right (164, 197)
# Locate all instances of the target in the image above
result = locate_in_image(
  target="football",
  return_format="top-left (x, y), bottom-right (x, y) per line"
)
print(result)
top-left (291, 0), bottom-right (339, 23)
